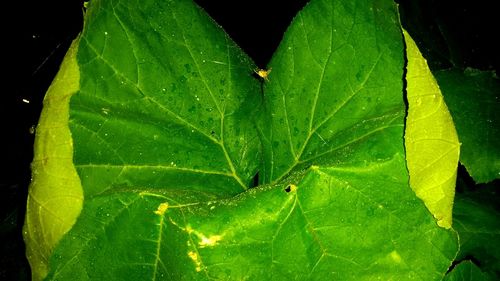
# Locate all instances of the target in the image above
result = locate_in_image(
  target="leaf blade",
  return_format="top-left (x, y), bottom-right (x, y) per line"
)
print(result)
top-left (71, 0), bottom-right (261, 197)
top-left (435, 68), bottom-right (500, 184)
top-left (259, 0), bottom-right (405, 183)
top-left (47, 154), bottom-right (458, 280)
top-left (403, 29), bottom-right (460, 229)
top-left (23, 37), bottom-right (84, 281)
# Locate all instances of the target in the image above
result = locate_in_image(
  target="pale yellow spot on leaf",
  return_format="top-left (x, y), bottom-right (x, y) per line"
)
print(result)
top-left (389, 250), bottom-right (402, 263)
top-left (255, 67), bottom-right (272, 81)
top-left (187, 251), bottom-right (202, 272)
top-left (198, 234), bottom-right (223, 248)
top-left (154, 202), bottom-right (169, 215)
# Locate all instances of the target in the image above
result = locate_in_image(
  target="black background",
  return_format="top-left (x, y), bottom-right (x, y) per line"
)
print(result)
top-left (2, 0), bottom-right (498, 279)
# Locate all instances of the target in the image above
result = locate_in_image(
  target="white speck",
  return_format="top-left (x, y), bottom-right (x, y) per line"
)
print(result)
top-left (198, 234), bottom-right (223, 248)
top-left (104, 31), bottom-right (108, 35)
top-left (22, 98), bottom-right (30, 104)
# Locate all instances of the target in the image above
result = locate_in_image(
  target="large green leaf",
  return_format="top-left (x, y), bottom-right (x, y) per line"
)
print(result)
top-left (258, 0), bottom-right (405, 183)
top-left (26, 0), bottom-right (462, 279)
top-left (434, 68), bottom-right (500, 184)
top-left (71, 0), bottom-right (261, 197)
top-left (46, 154), bottom-right (458, 280)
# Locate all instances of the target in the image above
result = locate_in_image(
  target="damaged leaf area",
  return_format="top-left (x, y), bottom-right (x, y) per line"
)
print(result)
top-left (25, 0), bottom-right (464, 280)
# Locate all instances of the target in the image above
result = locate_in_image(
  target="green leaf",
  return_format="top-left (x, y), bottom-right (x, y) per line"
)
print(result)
top-left (259, 0), bottom-right (406, 183)
top-left (403, 29), bottom-right (460, 229)
top-left (23, 37), bottom-right (83, 281)
top-left (444, 261), bottom-right (493, 281)
top-left (434, 68), bottom-right (500, 184)
top-left (71, 0), bottom-right (261, 197)
top-left (47, 154), bottom-right (457, 280)
top-left (453, 188), bottom-right (500, 278)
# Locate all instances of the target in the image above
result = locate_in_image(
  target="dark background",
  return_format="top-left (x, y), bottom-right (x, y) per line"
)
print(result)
top-left (2, 0), bottom-right (498, 279)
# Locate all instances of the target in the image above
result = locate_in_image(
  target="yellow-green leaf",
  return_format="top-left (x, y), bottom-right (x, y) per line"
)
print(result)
top-left (403, 29), bottom-right (460, 229)
top-left (23, 37), bottom-right (83, 281)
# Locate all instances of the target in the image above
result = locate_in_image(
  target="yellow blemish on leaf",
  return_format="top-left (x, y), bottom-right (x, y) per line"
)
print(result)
top-left (389, 250), bottom-right (402, 263)
top-left (403, 29), bottom-right (460, 229)
top-left (183, 225), bottom-right (224, 248)
top-left (187, 251), bottom-right (202, 272)
top-left (154, 202), bottom-right (169, 215)
top-left (255, 67), bottom-right (272, 81)
top-left (198, 235), bottom-right (223, 248)
top-left (182, 223), bottom-right (224, 249)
